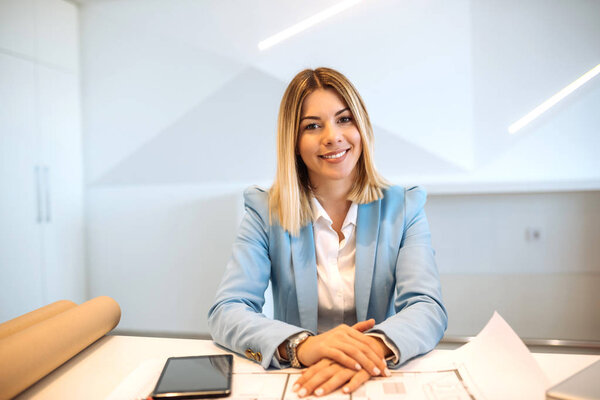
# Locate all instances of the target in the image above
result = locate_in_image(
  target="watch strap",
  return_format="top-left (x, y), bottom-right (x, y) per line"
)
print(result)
top-left (286, 331), bottom-right (310, 368)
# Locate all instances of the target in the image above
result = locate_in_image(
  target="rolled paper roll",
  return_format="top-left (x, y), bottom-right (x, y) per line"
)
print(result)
top-left (0, 299), bottom-right (77, 340)
top-left (0, 296), bottom-right (121, 399)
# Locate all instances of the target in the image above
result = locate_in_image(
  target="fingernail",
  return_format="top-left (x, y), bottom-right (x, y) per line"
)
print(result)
top-left (315, 388), bottom-right (324, 396)
top-left (373, 367), bottom-right (381, 375)
top-left (298, 388), bottom-right (307, 397)
top-left (343, 387), bottom-right (350, 393)
top-left (384, 367), bottom-right (391, 377)
top-left (292, 383), bottom-right (300, 392)
top-left (355, 363), bottom-right (361, 370)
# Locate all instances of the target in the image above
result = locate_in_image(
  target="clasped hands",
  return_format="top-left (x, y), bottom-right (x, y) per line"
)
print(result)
top-left (291, 319), bottom-right (392, 397)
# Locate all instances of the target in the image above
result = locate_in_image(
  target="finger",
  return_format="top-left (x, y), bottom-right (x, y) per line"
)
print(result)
top-left (293, 359), bottom-right (332, 390)
top-left (324, 342), bottom-right (380, 376)
top-left (338, 328), bottom-right (388, 374)
top-left (313, 368), bottom-right (356, 397)
top-left (342, 324), bottom-right (382, 349)
top-left (341, 369), bottom-right (371, 394)
top-left (352, 319), bottom-right (375, 332)
top-left (341, 324), bottom-right (383, 350)
top-left (297, 363), bottom-right (344, 397)
top-left (329, 335), bottom-right (387, 376)
top-left (365, 335), bottom-right (393, 375)
top-left (320, 346), bottom-right (363, 371)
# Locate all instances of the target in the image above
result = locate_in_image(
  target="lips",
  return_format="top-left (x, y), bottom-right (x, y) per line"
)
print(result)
top-left (319, 148), bottom-right (350, 159)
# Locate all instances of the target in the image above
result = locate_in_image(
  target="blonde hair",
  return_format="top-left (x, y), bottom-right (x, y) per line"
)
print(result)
top-left (269, 67), bottom-right (388, 236)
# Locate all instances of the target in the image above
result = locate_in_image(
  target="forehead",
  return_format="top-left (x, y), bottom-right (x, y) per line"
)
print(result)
top-left (301, 88), bottom-right (348, 116)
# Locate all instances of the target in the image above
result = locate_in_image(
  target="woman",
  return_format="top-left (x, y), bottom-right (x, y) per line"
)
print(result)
top-left (208, 67), bottom-right (447, 397)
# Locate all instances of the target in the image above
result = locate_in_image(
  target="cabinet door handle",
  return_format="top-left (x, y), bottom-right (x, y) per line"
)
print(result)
top-left (44, 166), bottom-right (51, 223)
top-left (35, 166), bottom-right (43, 223)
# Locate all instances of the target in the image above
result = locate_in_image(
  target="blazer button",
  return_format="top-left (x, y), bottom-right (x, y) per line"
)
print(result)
top-left (245, 348), bottom-right (263, 362)
top-left (245, 349), bottom-right (254, 359)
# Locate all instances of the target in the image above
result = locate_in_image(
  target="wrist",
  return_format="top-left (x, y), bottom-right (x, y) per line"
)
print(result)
top-left (295, 335), bottom-right (310, 361)
top-left (278, 342), bottom-right (289, 361)
top-left (371, 336), bottom-right (393, 358)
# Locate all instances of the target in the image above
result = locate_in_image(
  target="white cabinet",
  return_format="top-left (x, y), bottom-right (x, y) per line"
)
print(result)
top-left (38, 65), bottom-right (85, 304)
top-left (0, 0), bottom-right (84, 322)
top-left (0, 53), bottom-right (45, 319)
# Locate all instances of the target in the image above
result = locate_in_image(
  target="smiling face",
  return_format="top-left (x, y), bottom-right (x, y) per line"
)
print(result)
top-left (297, 88), bottom-right (362, 190)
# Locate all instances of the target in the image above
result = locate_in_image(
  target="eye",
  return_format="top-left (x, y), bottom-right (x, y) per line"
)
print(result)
top-left (338, 115), bottom-right (353, 124)
top-left (304, 123), bottom-right (320, 131)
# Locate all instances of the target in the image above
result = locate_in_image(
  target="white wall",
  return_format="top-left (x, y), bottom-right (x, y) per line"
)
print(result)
top-left (81, 0), bottom-right (600, 190)
top-left (87, 185), bottom-right (242, 334)
top-left (80, 0), bottom-right (600, 340)
top-left (427, 191), bottom-right (600, 340)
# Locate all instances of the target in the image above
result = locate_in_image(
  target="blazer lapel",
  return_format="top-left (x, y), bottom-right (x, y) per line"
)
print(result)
top-left (291, 222), bottom-right (318, 333)
top-left (355, 199), bottom-right (381, 322)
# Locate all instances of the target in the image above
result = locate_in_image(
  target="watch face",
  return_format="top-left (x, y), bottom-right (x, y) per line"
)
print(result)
top-left (294, 333), bottom-right (309, 346)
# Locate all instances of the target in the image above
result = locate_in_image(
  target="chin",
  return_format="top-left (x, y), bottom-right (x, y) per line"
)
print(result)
top-left (324, 171), bottom-right (355, 181)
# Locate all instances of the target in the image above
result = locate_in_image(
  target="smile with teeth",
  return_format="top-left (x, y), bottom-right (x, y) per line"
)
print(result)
top-left (320, 149), bottom-right (349, 159)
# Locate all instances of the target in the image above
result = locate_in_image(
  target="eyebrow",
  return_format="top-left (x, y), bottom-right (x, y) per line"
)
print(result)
top-left (300, 107), bottom-right (350, 122)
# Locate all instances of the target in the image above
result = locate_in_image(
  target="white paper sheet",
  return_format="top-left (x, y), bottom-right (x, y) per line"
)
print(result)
top-left (105, 358), bottom-right (165, 400)
top-left (228, 373), bottom-right (288, 400)
top-left (452, 311), bottom-right (551, 400)
top-left (355, 369), bottom-right (477, 400)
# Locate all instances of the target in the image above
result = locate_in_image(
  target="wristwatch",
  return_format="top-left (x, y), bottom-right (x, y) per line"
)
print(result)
top-left (286, 331), bottom-right (310, 368)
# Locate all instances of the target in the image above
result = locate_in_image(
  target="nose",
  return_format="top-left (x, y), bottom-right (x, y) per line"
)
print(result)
top-left (322, 122), bottom-right (342, 145)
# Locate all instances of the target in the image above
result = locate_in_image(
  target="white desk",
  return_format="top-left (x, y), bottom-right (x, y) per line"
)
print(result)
top-left (16, 335), bottom-right (600, 399)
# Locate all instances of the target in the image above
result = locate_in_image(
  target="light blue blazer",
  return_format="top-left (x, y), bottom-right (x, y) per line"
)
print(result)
top-left (208, 185), bottom-right (447, 370)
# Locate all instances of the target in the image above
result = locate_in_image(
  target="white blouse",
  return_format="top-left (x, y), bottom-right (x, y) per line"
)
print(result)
top-left (311, 196), bottom-right (358, 334)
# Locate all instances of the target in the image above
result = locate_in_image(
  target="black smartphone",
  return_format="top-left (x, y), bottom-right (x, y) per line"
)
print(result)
top-left (151, 355), bottom-right (233, 399)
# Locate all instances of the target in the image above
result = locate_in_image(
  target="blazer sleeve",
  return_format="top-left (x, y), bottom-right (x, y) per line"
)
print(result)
top-left (369, 186), bottom-right (448, 367)
top-left (207, 187), bottom-right (306, 369)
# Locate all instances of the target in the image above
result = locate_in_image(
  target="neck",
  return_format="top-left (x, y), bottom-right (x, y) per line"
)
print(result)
top-left (311, 178), bottom-right (353, 206)
top-left (310, 176), bottom-right (355, 225)
top-left (311, 178), bottom-right (354, 240)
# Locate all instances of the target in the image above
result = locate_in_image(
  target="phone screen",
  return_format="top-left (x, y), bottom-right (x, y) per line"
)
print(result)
top-left (152, 355), bottom-right (233, 399)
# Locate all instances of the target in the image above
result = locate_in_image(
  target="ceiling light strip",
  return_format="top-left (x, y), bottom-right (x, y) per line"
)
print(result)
top-left (509, 63), bottom-right (600, 134)
top-left (258, 0), bottom-right (363, 51)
